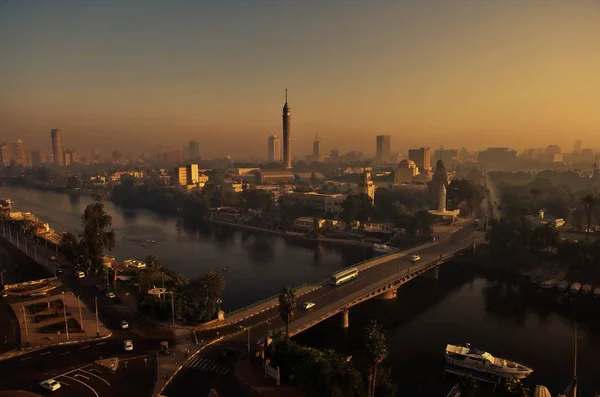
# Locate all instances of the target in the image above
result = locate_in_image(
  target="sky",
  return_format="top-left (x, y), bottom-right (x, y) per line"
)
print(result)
top-left (1, 1), bottom-right (600, 159)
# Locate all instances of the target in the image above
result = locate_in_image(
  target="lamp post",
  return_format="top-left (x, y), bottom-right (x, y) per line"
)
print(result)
top-left (22, 306), bottom-right (29, 347)
top-left (95, 296), bottom-right (100, 337)
top-left (217, 298), bottom-right (222, 313)
top-left (62, 292), bottom-right (69, 341)
top-left (78, 295), bottom-right (84, 332)
top-left (167, 291), bottom-right (175, 326)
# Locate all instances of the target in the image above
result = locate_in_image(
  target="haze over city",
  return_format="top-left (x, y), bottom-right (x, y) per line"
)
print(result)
top-left (2, 1), bottom-right (600, 157)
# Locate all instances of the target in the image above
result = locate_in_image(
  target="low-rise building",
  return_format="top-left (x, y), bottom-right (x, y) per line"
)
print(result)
top-left (110, 171), bottom-right (144, 182)
top-left (527, 210), bottom-right (565, 228)
top-left (281, 192), bottom-right (346, 215)
top-left (257, 169), bottom-right (296, 184)
top-left (294, 217), bottom-right (341, 230)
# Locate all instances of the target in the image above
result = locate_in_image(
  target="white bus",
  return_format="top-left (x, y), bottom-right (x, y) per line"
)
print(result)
top-left (330, 268), bottom-right (359, 286)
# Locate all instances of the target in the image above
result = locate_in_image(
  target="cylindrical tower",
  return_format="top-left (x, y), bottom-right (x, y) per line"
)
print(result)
top-left (438, 184), bottom-right (447, 212)
top-left (50, 128), bottom-right (65, 166)
top-left (282, 89), bottom-right (291, 169)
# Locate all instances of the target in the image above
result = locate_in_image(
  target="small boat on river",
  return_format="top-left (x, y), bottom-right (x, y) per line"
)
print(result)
top-left (570, 283), bottom-right (581, 294)
top-left (445, 343), bottom-right (533, 379)
top-left (372, 244), bottom-right (395, 254)
top-left (540, 279), bottom-right (559, 289)
top-left (557, 281), bottom-right (569, 291)
top-left (582, 284), bottom-right (592, 295)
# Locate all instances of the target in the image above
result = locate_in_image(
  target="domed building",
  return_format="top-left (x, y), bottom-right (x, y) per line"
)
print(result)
top-left (394, 159), bottom-right (419, 185)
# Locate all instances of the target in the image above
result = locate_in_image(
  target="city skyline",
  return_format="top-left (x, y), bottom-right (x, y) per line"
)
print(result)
top-left (2, 1), bottom-right (600, 156)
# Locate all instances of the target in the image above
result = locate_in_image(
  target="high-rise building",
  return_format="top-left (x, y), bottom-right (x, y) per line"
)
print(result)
top-left (376, 135), bottom-right (391, 163)
top-left (31, 150), bottom-right (45, 167)
top-left (408, 147), bottom-right (431, 171)
top-left (50, 128), bottom-right (65, 166)
top-left (267, 135), bottom-right (280, 162)
top-left (12, 139), bottom-right (27, 166)
top-left (0, 143), bottom-right (9, 165)
top-left (65, 149), bottom-right (78, 165)
top-left (188, 140), bottom-right (200, 159)
top-left (312, 133), bottom-right (320, 160)
top-left (574, 140), bottom-right (582, 152)
top-left (282, 89), bottom-right (292, 169)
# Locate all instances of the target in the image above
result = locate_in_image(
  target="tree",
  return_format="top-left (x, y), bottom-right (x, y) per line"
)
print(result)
top-left (365, 320), bottom-right (388, 397)
top-left (341, 193), bottom-right (374, 223)
top-left (66, 175), bottom-right (82, 189)
top-left (278, 287), bottom-right (297, 338)
top-left (59, 231), bottom-right (80, 262)
top-left (79, 194), bottom-right (116, 273)
top-left (530, 187), bottom-right (542, 210)
top-left (580, 193), bottom-right (597, 240)
top-left (530, 224), bottom-right (559, 253)
top-left (505, 378), bottom-right (530, 397)
top-left (196, 271), bottom-right (225, 302)
top-left (458, 374), bottom-right (478, 397)
top-left (310, 172), bottom-right (319, 189)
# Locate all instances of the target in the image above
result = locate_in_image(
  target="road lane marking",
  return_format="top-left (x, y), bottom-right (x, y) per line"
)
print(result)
top-left (40, 351), bottom-right (51, 356)
top-left (80, 369), bottom-right (111, 386)
top-left (61, 351), bottom-right (71, 355)
top-left (96, 342), bottom-right (106, 346)
top-left (20, 357), bottom-right (31, 361)
top-left (74, 374), bottom-right (90, 380)
top-left (89, 368), bottom-right (103, 374)
top-left (60, 375), bottom-right (99, 397)
top-left (80, 345), bottom-right (90, 350)
top-left (59, 381), bottom-right (70, 386)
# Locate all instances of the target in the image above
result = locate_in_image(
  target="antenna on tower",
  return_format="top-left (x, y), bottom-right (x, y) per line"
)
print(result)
top-left (285, 88), bottom-right (288, 103)
top-left (439, 145), bottom-right (443, 161)
top-left (316, 132), bottom-right (319, 142)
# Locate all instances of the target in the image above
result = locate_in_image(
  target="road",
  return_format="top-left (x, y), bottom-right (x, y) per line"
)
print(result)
top-left (483, 173), bottom-right (502, 220)
top-left (164, 224), bottom-right (479, 396)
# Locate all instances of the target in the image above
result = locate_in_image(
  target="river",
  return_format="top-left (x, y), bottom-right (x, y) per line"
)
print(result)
top-left (2, 186), bottom-right (599, 395)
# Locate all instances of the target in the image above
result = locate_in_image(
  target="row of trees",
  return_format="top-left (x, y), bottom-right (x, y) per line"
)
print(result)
top-left (274, 287), bottom-right (395, 397)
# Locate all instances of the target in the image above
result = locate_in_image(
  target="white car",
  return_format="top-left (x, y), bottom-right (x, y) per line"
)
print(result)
top-left (106, 292), bottom-right (116, 299)
top-left (76, 271), bottom-right (85, 279)
top-left (303, 302), bottom-right (315, 310)
top-left (120, 320), bottom-right (129, 329)
top-left (124, 340), bottom-right (134, 351)
top-left (40, 379), bottom-right (61, 391)
top-left (410, 255), bottom-right (421, 262)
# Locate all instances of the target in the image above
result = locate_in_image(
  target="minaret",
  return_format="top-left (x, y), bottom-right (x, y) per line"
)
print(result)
top-left (312, 132), bottom-right (320, 160)
top-left (282, 89), bottom-right (292, 169)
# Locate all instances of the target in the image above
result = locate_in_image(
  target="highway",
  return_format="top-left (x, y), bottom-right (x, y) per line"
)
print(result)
top-left (163, 224), bottom-right (479, 396)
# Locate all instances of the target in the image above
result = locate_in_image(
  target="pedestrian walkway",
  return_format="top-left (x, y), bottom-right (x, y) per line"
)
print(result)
top-left (173, 328), bottom-right (196, 351)
top-left (184, 356), bottom-right (230, 375)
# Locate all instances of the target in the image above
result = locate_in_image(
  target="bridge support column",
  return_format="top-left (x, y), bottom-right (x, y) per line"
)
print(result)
top-left (427, 266), bottom-right (439, 280)
top-left (341, 309), bottom-right (349, 328)
top-left (378, 289), bottom-right (397, 300)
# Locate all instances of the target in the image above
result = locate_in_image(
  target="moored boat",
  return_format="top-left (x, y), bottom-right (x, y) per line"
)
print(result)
top-left (445, 343), bottom-right (533, 379)
top-left (593, 287), bottom-right (600, 298)
top-left (557, 281), bottom-right (569, 291)
top-left (582, 284), bottom-right (592, 295)
top-left (540, 279), bottom-right (559, 289)
top-left (372, 244), bottom-right (395, 254)
top-left (569, 282), bottom-right (581, 294)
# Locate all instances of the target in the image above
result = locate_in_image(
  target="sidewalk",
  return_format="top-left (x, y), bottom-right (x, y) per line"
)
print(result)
top-left (235, 357), bottom-right (305, 397)
top-left (1, 292), bottom-right (112, 360)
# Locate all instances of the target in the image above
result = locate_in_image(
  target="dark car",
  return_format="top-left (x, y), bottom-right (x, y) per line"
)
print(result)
top-left (219, 348), bottom-right (236, 360)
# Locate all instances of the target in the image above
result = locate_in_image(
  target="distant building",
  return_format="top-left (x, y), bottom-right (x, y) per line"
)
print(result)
top-left (156, 150), bottom-right (183, 164)
top-left (394, 159), bottom-right (419, 185)
top-left (256, 169), bottom-right (295, 184)
top-left (432, 148), bottom-right (458, 166)
top-left (267, 135), bottom-right (280, 162)
top-left (312, 133), bottom-right (321, 161)
top-left (176, 164), bottom-right (206, 187)
top-left (478, 147), bottom-right (517, 166)
top-left (30, 150), bottom-right (45, 167)
top-left (282, 89), bottom-right (292, 169)
top-left (376, 135), bottom-right (391, 163)
top-left (281, 192), bottom-right (346, 215)
top-left (574, 140), bottom-right (582, 152)
top-left (429, 159), bottom-right (450, 208)
top-left (12, 139), bottom-right (27, 166)
top-left (409, 147), bottom-right (431, 172)
top-left (358, 171), bottom-right (375, 202)
top-left (65, 149), bottom-right (78, 165)
top-left (0, 143), bottom-right (9, 165)
top-left (110, 171), bottom-right (145, 182)
top-left (188, 140), bottom-right (200, 159)
top-left (50, 128), bottom-right (65, 166)
top-left (527, 210), bottom-right (565, 228)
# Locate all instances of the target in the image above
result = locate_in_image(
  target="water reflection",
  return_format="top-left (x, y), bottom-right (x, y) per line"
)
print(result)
top-left (247, 239), bottom-right (274, 264)
top-left (67, 194), bottom-right (80, 206)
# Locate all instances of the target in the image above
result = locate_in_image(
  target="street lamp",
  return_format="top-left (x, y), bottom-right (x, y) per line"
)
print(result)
top-left (62, 292), bottom-right (69, 341)
top-left (238, 325), bottom-right (251, 357)
top-left (134, 283), bottom-right (142, 293)
top-left (167, 291), bottom-right (175, 326)
top-left (217, 298), bottom-right (222, 313)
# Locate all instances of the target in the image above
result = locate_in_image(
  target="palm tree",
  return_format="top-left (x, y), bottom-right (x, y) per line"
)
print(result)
top-left (506, 378), bottom-right (530, 397)
top-left (458, 374), bottom-right (478, 397)
top-left (365, 320), bottom-right (388, 397)
top-left (580, 193), bottom-right (597, 240)
top-left (197, 271), bottom-right (226, 302)
top-left (530, 187), bottom-right (542, 210)
top-left (278, 287), bottom-right (297, 338)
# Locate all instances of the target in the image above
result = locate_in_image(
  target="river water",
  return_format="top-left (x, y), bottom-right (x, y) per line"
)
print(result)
top-left (2, 186), bottom-right (599, 395)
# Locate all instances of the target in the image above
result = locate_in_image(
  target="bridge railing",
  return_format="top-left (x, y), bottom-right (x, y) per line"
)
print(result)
top-left (224, 283), bottom-right (308, 318)
top-left (288, 243), bottom-right (473, 336)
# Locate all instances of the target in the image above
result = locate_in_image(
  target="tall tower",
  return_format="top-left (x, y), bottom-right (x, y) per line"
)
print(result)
top-left (312, 132), bottom-right (320, 160)
top-left (282, 89), bottom-right (292, 169)
top-left (51, 128), bottom-right (65, 166)
top-left (12, 139), bottom-right (27, 166)
top-left (376, 135), bottom-right (391, 163)
top-left (267, 135), bottom-right (280, 162)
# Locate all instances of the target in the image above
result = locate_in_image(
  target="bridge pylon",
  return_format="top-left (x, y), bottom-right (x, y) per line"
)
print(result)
top-left (426, 266), bottom-right (439, 280)
top-left (341, 309), bottom-right (349, 328)
top-left (378, 288), bottom-right (397, 300)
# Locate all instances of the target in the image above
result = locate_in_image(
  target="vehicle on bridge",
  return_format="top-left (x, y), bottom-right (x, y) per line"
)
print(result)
top-left (330, 268), bottom-right (359, 286)
top-left (40, 379), bottom-right (61, 392)
top-left (303, 302), bottom-right (315, 310)
top-left (124, 340), bottom-right (134, 351)
top-left (410, 255), bottom-right (421, 262)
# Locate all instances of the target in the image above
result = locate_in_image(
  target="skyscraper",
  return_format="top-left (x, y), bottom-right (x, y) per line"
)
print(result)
top-left (312, 133), bottom-right (320, 160)
top-left (282, 89), bottom-right (292, 169)
top-left (574, 140), bottom-right (582, 152)
top-left (0, 143), bottom-right (9, 165)
top-left (267, 135), bottom-right (280, 162)
top-left (12, 139), bottom-right (27, 166)
top-left (408, 147), bottom-right (431, 172)
top-left (51, 128), bottom-right (65, 166)
top-left (188, 140), bottom-right (200, 159)
top-left (376, 135), bottom-right (391, 163)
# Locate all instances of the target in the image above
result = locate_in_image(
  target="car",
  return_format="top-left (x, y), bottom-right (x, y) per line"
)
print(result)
top-left (220, 347), bottom-right (236, 360)
top-left (303, 302), bottom-right (316, 310)
top-left (56, 268), bottom-right (63, 274)
top-left (31, 291), bottom-right (47, 297)
top-left (106, 291), bottom-right (116, 299)
top-left (1, 291), bottom-right (8, 298)
top-left (40, 379), bottom-right (61, 392)
top-left (76, 271), bottom-right (85, 279)
top-left (49, 256), bottom-right (56, 261)
top-left (124, 340), bottom-right (134, 351)
top-left (410, 255), bottom-right (421, 262)
top-left (120, 320), bottom-right (129, 329)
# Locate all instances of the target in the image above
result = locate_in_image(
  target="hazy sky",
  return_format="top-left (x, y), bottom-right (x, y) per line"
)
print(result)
top-left (2, 1), bottom-right (600, 158)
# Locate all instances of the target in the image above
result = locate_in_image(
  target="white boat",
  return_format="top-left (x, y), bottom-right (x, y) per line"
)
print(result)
top-left (372, 244), bottom-right (395, 254)
top-left (540, 279), bottom-right (559, 289)
top-left (445, 343), bottom-right (533, 379)
top-left (582, 284), bottom-right (592, 295)
top-left (569, 283), bottom-right (581, 294)
top-left (593, 287), bottom-right (600, 297)
top-left (534, 385), bottom-right (551, 397)
top-left (557, 281), bottom-right (569, 291)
